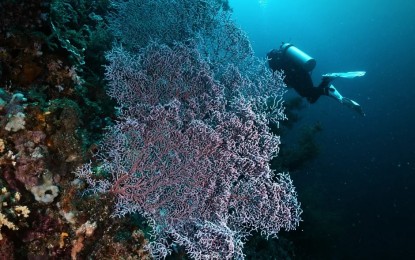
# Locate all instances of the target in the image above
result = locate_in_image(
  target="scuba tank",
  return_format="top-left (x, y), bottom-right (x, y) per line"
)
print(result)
top-left (281, 43), bottom-right (316, 72)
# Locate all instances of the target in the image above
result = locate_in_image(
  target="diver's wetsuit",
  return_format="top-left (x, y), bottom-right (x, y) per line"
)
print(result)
top-left (267, 49), bottom-right (329, 103)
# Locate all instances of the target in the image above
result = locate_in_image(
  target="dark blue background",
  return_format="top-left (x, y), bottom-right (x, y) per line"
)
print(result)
top-left (230, 0), bottom-right (415, 258)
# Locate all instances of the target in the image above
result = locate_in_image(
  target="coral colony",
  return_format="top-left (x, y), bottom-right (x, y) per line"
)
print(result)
top-left (0, 0), bottom-right (301, 258)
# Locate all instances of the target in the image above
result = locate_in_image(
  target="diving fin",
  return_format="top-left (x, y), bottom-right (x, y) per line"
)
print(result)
top-left (342, 97), bottom-right (365, 116)
top-left (322, 71), bottom-right (366, 79)
top-left (327, 84), bottom-right (365, 116)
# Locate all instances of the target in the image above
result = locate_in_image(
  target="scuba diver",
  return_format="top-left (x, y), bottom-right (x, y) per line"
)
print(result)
top-left (267, 43), bottom-right (365, 116)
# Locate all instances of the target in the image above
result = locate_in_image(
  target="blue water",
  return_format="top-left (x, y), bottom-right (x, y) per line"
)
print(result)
top-left (230, 0), bottom-right (415, 258)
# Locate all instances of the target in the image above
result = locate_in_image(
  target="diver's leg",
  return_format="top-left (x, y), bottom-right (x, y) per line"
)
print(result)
top-left (318, 76), bottom-right (333, 88)
top-left (327, 84), bottom-right (365, 116)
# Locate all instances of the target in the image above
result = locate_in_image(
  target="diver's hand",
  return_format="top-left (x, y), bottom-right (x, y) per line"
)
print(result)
top-left (342, 97), bottom-right (365, 116)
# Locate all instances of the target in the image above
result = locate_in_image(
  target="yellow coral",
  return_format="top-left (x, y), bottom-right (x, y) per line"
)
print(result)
top-left (0, 187), bottom-right (29, 240)
top-left (0, 212), bottom-right (18, 240)
top-left (0, 138), bottom-right (4, 153)
top-left (14, 192), bottom-right (21, 202)
top-left (59, 232), bottom-right (69, 248)
top-left (14, 205), bottom-right (30, 218)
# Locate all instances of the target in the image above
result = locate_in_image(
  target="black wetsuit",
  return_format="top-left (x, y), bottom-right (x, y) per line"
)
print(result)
top-left (267, 49), bottom-right (329, 103)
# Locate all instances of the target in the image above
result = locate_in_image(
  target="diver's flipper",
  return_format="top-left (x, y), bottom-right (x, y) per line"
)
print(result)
top-left (342, 97), bottom-right (365, 116)
top-left (327, 85), bottom-right (365, 116)
top-left (322, 71), bottom-right (366, 79)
